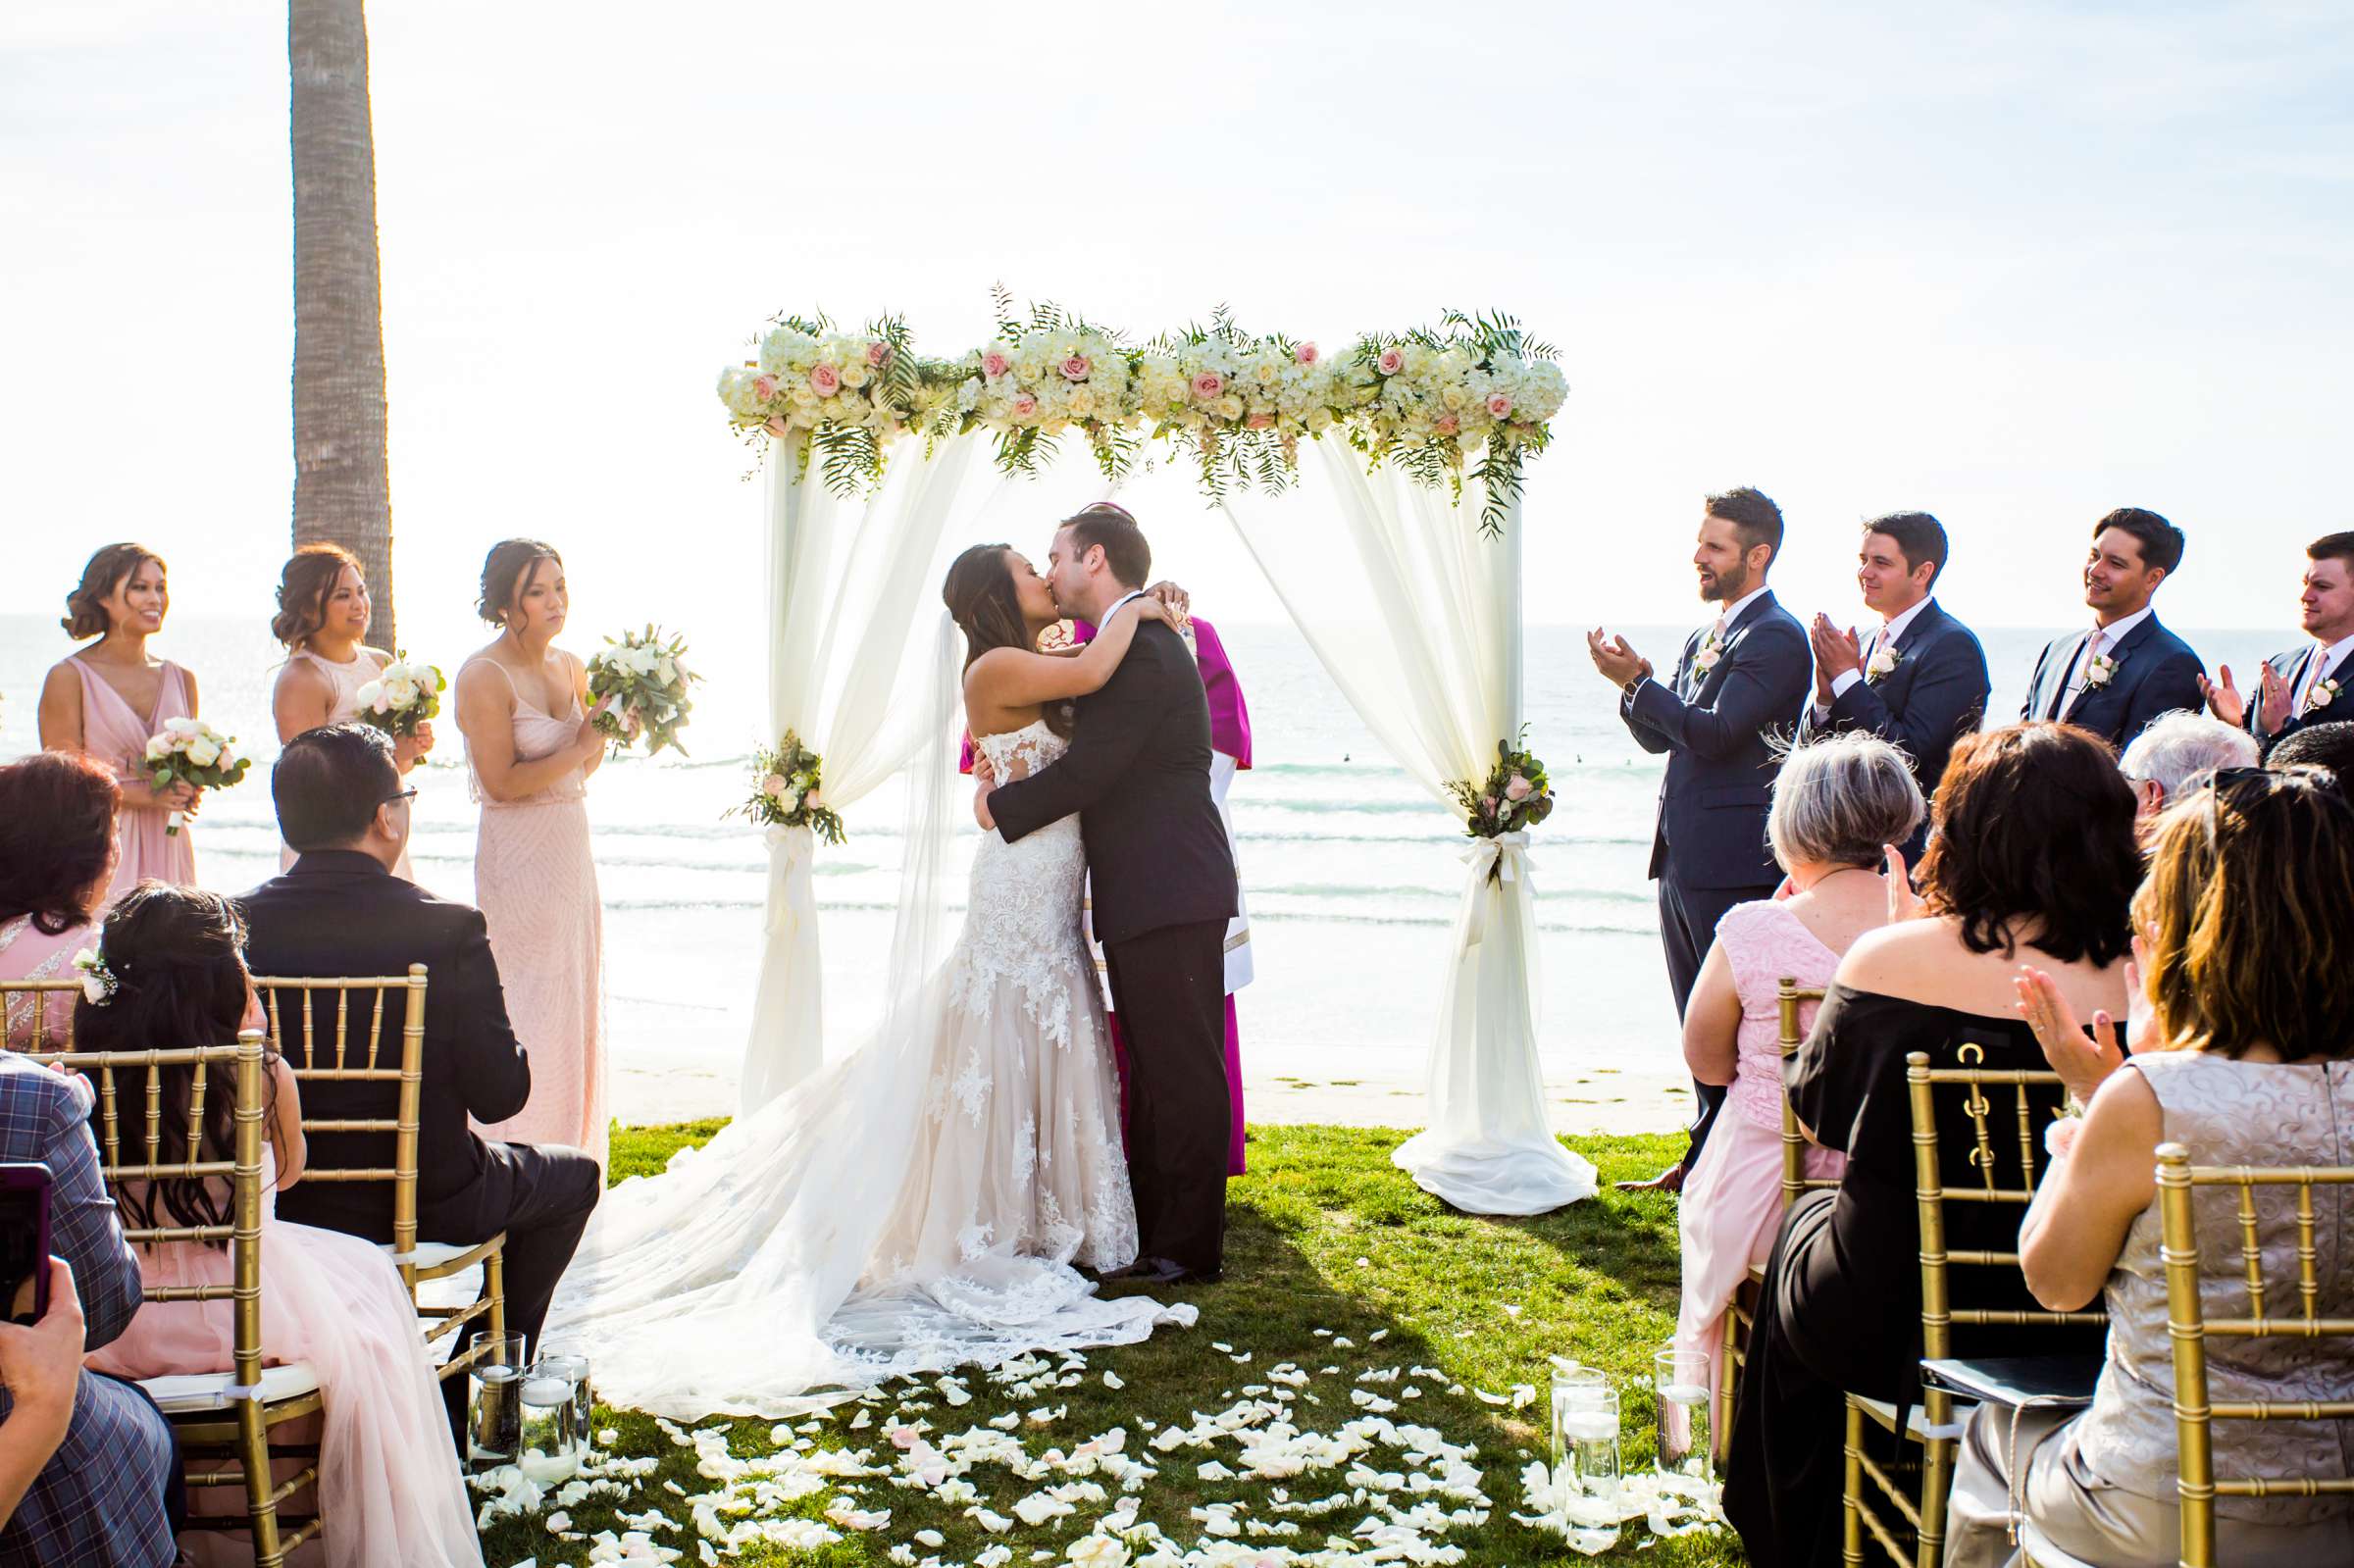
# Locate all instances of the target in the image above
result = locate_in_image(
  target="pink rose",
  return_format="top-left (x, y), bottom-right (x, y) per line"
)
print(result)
top-left (764, 415), bottom-right (793, 438)
top-left (1434, 414), bottom-right (1459, 436)
top-left (1010, 392), bottom-right (1039, 419)
top-left (1504, 774), bottom-right (1533, 801)
top-left (982, 350), bottom-right (1010, 379)
top-left (1487, 393), bottom-right (1512, 418)
top-left (761, 774), bottom-right (789, 797)
top-left (1377, 347), bottom-right (1405, 376)
top-left (866, 340), bottom-right (889, 366)
top-left (1481, 794), bottom-right (1499, 815)
top-left (1191, 371), bottom-right (1224, 400)
top-left (1295, 341), bottom-right (1319, 365)
top-left (808, 363), bottom-right (842, 396)
top-left (1246, 412), bottom-right (1274, 430)
top-left (1059, 354), bottom-right (1091, 381)
top-left (752, 374), bottom-right (779, 400)
top-left (803, 789), bottom-right (824, 809)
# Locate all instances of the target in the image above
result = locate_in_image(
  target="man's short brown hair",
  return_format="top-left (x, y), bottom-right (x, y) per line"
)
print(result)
top-left (1060, 504), bottom-right (1151, 588)
top-left (1704, 486), bottom-right (1785, 568)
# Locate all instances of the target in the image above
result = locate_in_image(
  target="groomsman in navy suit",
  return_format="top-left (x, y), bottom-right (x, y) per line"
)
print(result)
top-left (1588, 486), bottom-right (1812, 1191)
top-left (2202, 531), bottom-right (2354, 754)
top-left (2019, 508), bottom-right (2205, 751)
top-left (1798, 512), bottom-right (1989, 864)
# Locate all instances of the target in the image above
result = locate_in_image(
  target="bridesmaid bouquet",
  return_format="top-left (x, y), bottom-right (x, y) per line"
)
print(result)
top-left (141, 718), bottom-right (252, 835)
top-left (351, 652), bottom-right (445, 737)
top-left (586, 627), bottom-right (700, 757)
top-left (728, 731), bottom-right (845, 846)
top-left (1447, 729), bottom-right (1555, 872)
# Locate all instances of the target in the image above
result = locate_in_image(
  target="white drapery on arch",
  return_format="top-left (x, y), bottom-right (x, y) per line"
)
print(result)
top-left (1220, 444), bottom-right (1596, 1215)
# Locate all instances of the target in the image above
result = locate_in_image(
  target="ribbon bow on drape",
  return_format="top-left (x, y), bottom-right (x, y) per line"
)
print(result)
top-left (1459, 832), bottom-right (1532, 945)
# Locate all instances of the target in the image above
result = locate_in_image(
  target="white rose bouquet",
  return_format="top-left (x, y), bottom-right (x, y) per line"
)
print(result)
top-left (142, 718), bottom-right (252, 835)
top-left (727, 730), bottom-right (845, 847)
top-left (586, 626), bottom-right (699, 757)
top-left (351, 652), bottom-right (445, 738)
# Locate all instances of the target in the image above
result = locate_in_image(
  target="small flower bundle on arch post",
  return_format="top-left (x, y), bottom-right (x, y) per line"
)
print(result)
top-left (1447, 730), bottom-right (1554, 880)
top-left (732, 730), bottom-right (846, 847)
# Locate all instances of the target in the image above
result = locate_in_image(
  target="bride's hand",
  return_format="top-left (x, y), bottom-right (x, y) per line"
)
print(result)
top-left (1132, 595), bottom-right (1173, 626)
top-left (1146, 580), bottom-right (1190, 621)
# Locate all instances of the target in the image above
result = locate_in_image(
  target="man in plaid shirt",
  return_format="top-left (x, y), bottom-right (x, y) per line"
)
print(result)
top-left (0, 1054), bottom-right (179, 1566)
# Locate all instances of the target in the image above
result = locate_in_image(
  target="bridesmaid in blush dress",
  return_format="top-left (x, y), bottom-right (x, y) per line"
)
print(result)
top-left (453, 539), bottom-right (610, 1167)
top-left (269, 544), bottom-right (435, 881)
top-left (36, 543), bottom-right (201, 902)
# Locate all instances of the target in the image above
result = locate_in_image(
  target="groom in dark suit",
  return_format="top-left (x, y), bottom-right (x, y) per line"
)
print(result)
top-left (979, 504), bottom-right (1240, 1285)
top-left (236, 725), bottom-right (602, 1439)
top-left (1589, 486), bottom-right (1812, 1191)
top-left (2018, 508), bottom-right (2205, 751)
top-left (1797, 511), bottom-right (1989, 862)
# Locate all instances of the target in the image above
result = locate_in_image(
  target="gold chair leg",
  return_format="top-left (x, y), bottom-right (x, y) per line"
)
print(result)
top-left (487, 1248), bottom-right (507, 1343)
top-left (1716, 1299), bottom-right (1742, 1458)
top-left (1917, 1433), bottom-right (1954, 1568)
top-left (238, 1394), bottom-right (283, 1568)
top-left (1842, 1395), bottom-right (1867, 1565)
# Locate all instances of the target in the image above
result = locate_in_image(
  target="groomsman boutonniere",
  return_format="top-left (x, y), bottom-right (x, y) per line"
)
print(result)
top-left (2307, 677), bottom-right (2341, 715)
top-left (1692, 629), bottom-right (1726, 678)
top-left (1866, 643), bottom-right (1903, 683)
top-left (2083, 650), bottom-right (2121, 689)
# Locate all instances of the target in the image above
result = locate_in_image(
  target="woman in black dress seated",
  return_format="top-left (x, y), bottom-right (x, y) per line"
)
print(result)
top-left (1721, 723), bottom-right (2139, 1567)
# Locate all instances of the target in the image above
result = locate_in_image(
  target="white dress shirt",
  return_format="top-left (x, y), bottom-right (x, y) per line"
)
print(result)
top-left (2056, 605), bottom-right (2154, 720)
top-left (1822, 595), bottom-right (1936, 711)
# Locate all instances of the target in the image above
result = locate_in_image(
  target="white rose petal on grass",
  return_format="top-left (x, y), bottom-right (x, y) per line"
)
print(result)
top-left (1502, 1304), bottom-right (1523, 1319)
top-left (1102, 1370), bottom-right (1125, 1390)
top-left (915, 1530), bottom-right (947, 1548)
top-left (1368, 1329), bottom-right (1390, 1342)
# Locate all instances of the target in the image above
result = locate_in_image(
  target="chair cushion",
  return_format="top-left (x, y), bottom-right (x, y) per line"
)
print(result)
top-left (140, 1362), bottom-right (321, 1414)
top-left (1852, 1392), bottom-right (1976, 1442)
top-left (384, 1239), bottom-right (485, 1270)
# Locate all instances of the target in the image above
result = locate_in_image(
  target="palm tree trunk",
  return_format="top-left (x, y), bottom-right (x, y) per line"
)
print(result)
top-left (289, 0), bottom-right (395, 648)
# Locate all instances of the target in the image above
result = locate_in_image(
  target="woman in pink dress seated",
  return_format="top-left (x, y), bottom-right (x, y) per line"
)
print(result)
top-left (269, 543), bottom-right (435, 881)
top-left (453, 539), bottom-right (610, 1168)
top-left (76, 885), bottom-right (483, 1568)
top-left (1672, 732), bottom-right (1924, 1411)
top-left (36, 543), bottom-right (202, 903)
top-left (0, 752), bottom-right (121, 1051)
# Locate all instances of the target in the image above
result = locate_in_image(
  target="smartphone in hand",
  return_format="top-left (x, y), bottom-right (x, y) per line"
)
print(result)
top-left (0, 1163), bottom-right (55, 1326)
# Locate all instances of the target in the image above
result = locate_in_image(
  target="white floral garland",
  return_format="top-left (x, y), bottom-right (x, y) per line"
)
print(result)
top-left (718, 300), bottom-right (1567, 533)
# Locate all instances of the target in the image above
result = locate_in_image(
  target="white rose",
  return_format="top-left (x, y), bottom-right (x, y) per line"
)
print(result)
top-left (841, 361), bottom-right (870, 389)
top-left (656, 655), bottom-right (679, 685)
top-left (144, 735), bottom-right (171, 761)
top-left (166, 717), bottom-right (200, 736)
top-left (184, 736), bottom-right (221, 768)
top-left (384, 677), bottom-right (419, 709)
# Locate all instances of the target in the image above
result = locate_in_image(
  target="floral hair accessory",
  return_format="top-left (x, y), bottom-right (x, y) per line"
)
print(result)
top-left (72, 945), bottom-right (119, 1007)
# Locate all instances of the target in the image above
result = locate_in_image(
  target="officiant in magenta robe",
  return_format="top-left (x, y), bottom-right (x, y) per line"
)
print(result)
top-left (963, 613), bottom-right (1254, 1173)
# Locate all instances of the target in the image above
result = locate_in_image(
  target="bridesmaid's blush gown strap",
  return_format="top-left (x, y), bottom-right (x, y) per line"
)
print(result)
top-left (62, 654), bottom-right (196, 902)
top-left (458, 655), bottom-right (607, 1168)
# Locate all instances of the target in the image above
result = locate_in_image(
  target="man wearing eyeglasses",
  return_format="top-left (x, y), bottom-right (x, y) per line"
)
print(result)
top-left (2203, 531), bottom-right (2354, 756)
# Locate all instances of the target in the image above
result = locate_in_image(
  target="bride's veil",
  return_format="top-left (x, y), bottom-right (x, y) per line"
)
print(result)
top-left (880, 610), bottom-right (965, 1033)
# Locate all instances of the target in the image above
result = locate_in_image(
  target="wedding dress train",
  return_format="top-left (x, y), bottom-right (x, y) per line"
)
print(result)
top-left (544, 719), bottom-right (1191, 1418)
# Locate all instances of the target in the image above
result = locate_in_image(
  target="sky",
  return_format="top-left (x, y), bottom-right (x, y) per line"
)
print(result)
top-left (4, 1), bottom-right (2352, 641)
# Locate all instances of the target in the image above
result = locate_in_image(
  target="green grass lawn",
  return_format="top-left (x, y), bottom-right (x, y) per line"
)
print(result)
top-left (475, 1123), bottom-right (1743, 1567)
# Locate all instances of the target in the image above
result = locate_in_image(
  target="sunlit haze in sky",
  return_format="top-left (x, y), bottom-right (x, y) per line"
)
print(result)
top-left (6, 1), bottom-right (2350, 639)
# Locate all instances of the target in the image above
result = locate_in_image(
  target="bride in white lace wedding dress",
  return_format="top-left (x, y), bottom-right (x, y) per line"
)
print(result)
top-left (543, 547), bottom-right (1188, 1418)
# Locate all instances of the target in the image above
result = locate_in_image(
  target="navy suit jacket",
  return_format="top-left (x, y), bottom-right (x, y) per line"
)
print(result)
top-left (1620, 589), bottom-right (1813, 890)
top-left (1798, 598), bottom-right (1990, 820)
top-left (2243, 644), bottom-right (2344, 755)
top-left (2019, 613), bottom-right (2205, 752)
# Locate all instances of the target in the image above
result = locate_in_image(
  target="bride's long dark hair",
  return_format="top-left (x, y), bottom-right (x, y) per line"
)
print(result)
top-left (942, 543), bottom-right (1072, 738)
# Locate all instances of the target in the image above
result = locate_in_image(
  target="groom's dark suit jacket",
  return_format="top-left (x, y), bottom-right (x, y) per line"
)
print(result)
top-left (2018, 612), bottom-right (2205, 752)
top-left (236, 851), bottom-right (534, 1241)
top-left (990, 614), bottom-right (1237, 946)
top-left (1797, 597), bottom-right (1990, 857)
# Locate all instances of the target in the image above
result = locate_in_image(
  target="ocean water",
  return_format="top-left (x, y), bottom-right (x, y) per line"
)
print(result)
top-left (0, 612), bottom-right (2283, 1123)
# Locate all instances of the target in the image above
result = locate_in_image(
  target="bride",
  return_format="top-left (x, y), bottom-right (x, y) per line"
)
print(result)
top-left (542, 542), bottom-right (1188, 1418)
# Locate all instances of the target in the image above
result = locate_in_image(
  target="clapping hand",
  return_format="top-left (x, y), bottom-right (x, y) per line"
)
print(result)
top-left (2012, 964), bottom-right (2127, 1103)
top-left (2256, 661), bottom-right (2293, 735)
top-left (1586, 628), bottom-right (1650, 687)
top-left (2200, 666), bottom-right (2246, 727)
top-left (1882, 844), bottom-right (1922, 922)
top-left (1810, 615), bottom-right (1862, 700)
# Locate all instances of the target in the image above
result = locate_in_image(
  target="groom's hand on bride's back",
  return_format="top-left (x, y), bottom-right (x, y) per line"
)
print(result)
top-left (974, 780), bottom-right (997, 832)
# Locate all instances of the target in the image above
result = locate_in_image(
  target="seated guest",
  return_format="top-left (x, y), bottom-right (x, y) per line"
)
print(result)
top-left (77, 886), bottom-right (482, 1566)
top-left (234, 725), bottom-right (599, 1430)
top-left (2202, 530), bottom-right (2354, 752)
top-left (0, 1045), bottom-right (179, 1564)
top-left (2019, 509), bottom-right (2205, 752)
top-left (0, 752), bottom-right (121, 1049)
top-left (2265, 717), bottom-right (2354, 781)
top-left (1949, 768), bottom-right (2354, 1564)
top-left (1723, 724), bottom-right (2136, 1568)
top-left (1673, 732), bottom-right (1923, 1408)
top-left (2116, 709), bottom-right (2258, 839)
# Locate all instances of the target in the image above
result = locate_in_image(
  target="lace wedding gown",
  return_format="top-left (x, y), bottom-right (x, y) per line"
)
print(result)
top-left (544, 720), bottom-right (1190, 1418)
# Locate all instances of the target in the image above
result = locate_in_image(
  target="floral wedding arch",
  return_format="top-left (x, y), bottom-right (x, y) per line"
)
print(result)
top-left (725, 299), bottom-right (1595, 1216)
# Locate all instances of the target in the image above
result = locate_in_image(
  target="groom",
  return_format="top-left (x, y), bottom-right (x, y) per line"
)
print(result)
top-left (977, 503), bottom-right (1240, 1286)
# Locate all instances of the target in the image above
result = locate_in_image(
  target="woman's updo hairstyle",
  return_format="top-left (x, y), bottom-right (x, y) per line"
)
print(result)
top-left (271, 542), bottom-right (364, 647)
top-left (477, 538), bottom-right (563, 626)
top-left (942, 543), bottom-right (1071, 738)
top-left (62, 542), bottom-right (166, 641)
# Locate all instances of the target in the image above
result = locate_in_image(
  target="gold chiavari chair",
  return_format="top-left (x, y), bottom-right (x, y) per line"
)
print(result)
top-left (251, 967), bottom-right (505, 1386)
top-left (26, 1030), bottom-right (322, 1564)
top-left (1843, 1049), bottom-right (2104, 1568)
top-left (0, 978), bottom-right (84, 1053)
top-left (1714, 979), bottom-right (1837, 1442)
top-left (2020, 1143), bottom-right (2354, 1568)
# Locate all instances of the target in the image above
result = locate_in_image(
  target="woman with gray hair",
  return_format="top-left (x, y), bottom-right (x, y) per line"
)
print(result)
top-left (1670, 732), bottom-right (1926, 1411)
